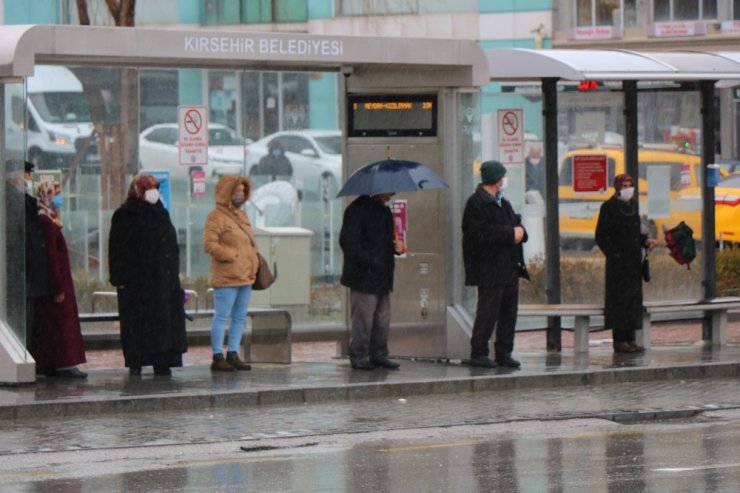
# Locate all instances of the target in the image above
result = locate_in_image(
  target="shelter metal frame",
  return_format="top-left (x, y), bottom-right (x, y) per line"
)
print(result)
top-left (486, 48), bottom-right (740, 350)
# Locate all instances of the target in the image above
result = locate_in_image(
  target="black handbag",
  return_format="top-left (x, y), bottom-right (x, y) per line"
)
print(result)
top-left (641, 251), bottom-right (651, 282)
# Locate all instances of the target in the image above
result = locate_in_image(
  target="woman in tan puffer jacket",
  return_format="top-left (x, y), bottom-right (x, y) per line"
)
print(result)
top-left (203, 175), bottom-right (258, 372)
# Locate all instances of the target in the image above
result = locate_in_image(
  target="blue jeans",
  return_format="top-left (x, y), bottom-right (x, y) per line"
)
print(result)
top-left (211, 285), bottom-right (252, 354)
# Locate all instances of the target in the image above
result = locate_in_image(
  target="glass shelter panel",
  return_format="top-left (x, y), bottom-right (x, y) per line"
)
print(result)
top-left (462, 82), bottom-right (707, 330)
top-left (2, 82), bottom-right (27, 345)
top-left (17, 65), bottom-right (344, 341)
top-left (556, 88), bottom-right (704, 304)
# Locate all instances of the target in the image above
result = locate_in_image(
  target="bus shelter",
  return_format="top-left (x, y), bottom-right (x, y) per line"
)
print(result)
top-left (484, 48), bottom-right (740, 350)
top-left (0, 24), bottom-right (488, 383)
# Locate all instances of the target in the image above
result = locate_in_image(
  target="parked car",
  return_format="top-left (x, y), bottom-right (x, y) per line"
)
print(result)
top-left (714, 174), bottom-right (740, 246)
top-left (139, 123), bottom-right (248, 178)
top-left (244, 129), bottom-right (342, 195)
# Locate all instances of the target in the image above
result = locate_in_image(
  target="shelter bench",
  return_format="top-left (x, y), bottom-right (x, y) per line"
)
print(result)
top-left (78, 307), bottom-right (293, 364)
top-left (519, 298), bottom-right (740, 354)
top-left (519, 304), bottom-right (604, 354)
top-left (640, 297), bottom-right (740, 350)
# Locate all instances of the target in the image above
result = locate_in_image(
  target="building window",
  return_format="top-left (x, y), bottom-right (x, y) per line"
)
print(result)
top-left (576, 0), bottom-right (637, 27)
top-left (653, 0), bottom-right (717, 21)
top-left (735, 0), bottom-right (740, 19)
top-left (203, 0), bottom-right (307, 25)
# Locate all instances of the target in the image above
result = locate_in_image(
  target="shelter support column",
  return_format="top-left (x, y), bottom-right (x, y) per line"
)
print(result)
top-left (623, 82), bottom-right (639, 189)
top-left (701, 80), bottom-right (717, 339)
top-left (542, 78), bottom-right (561, 351)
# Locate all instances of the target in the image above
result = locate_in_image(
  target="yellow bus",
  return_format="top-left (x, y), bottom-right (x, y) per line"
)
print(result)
top-left (558, 146), bottom-right (709, 248)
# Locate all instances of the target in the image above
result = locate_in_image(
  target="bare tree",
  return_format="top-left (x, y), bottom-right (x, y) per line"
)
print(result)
top-left (72, 0), bottom-right (138, 208)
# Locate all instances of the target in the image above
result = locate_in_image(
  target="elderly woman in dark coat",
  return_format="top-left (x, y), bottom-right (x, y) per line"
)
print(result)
top-left (109, 174), bottom-right (187, 376)
top-left (595, 173), bottom-right (657, 353)
top-left (29, 180), bottom-right (87, 378)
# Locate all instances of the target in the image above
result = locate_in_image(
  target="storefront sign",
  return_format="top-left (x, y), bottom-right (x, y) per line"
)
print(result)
top-left (567, 26), bottom-right (620, 40)
top-left (648, 21), bottom-right (706, 38)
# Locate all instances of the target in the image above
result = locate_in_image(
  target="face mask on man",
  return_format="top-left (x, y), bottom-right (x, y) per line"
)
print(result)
top-left (499, 176), bottom-right (509, 190)
top-left (232, 192), bottom-right (246, 208)
top-left (617, 186), bottom-right (634, 203)
top-left (144, 188), bottom-right (160, 204)
top-left (25, 180), bottom-right (34, 195)
top-left (271, 149), bottom-right (282, 157)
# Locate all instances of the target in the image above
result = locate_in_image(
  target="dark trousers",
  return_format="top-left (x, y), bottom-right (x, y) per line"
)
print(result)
top-left (348, 290), bottom-right (391, 363)
top-left (470, 275), bottom-right (519, 359)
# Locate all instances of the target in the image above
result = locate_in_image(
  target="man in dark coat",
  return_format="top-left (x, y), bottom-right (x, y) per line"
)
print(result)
top-left (340, 193), bottom-right (405, 370)
top-left (462, 160), bottom-right (528, 369)
top-left (595, 173), bottom-right (657, 353)
top-left (109, 174), bottom-right (187, 376)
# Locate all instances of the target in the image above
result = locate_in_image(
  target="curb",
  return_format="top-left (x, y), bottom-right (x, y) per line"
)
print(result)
top-left (2, 360), bottom-right (738, 420)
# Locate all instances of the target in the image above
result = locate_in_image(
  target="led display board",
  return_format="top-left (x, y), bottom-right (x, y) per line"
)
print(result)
top-left (347, 94), bottom-right (437, 137)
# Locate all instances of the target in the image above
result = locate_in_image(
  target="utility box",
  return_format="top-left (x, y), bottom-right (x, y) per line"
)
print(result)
top-left (251, 227), bottom-right (313, 307)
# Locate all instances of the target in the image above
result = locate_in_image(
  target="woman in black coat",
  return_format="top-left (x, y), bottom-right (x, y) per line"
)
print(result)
top-left (109, 174), bottom-right (187, 376)
top-left (595, 173), bottom-right (657, 353)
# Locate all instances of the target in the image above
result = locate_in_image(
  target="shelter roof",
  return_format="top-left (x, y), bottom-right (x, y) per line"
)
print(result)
top-left (0, 25), bottom-right (489, 87)
top-left (486, 48), bottom-right (740, 82)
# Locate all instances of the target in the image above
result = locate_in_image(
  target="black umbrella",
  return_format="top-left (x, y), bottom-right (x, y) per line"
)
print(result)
top-left (336, 159), bottom-right (448, 198)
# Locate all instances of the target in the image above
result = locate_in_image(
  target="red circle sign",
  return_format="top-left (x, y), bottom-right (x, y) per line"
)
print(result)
top-left (183, 109), bottom-right (203, 135)
top-left (501, 111), bottom-right (519, 136)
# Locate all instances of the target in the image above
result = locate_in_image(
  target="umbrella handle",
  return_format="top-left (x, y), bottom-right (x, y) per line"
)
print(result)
top-left (385, 146), bottom-right (391, 159)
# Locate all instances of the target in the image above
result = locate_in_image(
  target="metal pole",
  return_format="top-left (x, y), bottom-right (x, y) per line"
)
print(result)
top-left (542, 78), bottom-right (561, 351)
top-left (623, 82), bottom-right (639, 191)
top-left (701, 80), bottom-right (717, 315)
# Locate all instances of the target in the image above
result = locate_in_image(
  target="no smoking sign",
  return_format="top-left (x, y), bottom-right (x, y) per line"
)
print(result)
top-left (178, 106), bottom-right (208, 166)
top-left (497, 108), bottom-right (524, 164)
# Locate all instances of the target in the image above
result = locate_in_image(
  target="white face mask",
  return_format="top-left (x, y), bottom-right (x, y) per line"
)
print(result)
top-left (499, 176), bottom-right (508, 190)
top-left (618, 187), bottom-right (634, 202)
top-left (25, 180), bottom-right (34, 195)
top-left (144, 188), bottom-right (160, 204)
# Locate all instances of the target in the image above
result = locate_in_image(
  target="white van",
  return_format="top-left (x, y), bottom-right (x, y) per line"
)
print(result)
top-left (5, 65), bottom-right (94, 169)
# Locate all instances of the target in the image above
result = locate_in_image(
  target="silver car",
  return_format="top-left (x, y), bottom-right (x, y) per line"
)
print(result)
top-left (139, 123), bottom-right (248, 178)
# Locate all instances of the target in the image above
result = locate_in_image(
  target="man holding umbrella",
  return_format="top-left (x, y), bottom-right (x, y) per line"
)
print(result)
top-left (463, 160), bottom-right (528, 369)
top-left (339, 192), bottom-right (406, 370)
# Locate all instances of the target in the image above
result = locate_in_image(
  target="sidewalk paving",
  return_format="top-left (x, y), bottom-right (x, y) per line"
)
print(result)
top-left (1, 320), bottom-right (739, 423)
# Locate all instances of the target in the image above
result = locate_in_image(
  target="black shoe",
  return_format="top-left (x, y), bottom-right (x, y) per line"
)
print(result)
top-left (351, 358), bottom-right (375, 370)
top-left (129, 366), bottom-right (142, 376)
top-left (495, 355), bottom-right (521, 368)
top-left (469, 356), bottom-right (497, 368)
top-left (371, 358), bottom-right (400, 370)
top-left (153, 366), bottom-right (172, 376)
top-left (55, 367), bottom-right (88, 379)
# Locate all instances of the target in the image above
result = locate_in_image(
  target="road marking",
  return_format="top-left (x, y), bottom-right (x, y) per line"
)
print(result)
top-left (379, 441), bottom-right (480, 453)
top-left (655, 462), bottom-right (740, 473)
top-left (0, 470), bottom-right (59, 479)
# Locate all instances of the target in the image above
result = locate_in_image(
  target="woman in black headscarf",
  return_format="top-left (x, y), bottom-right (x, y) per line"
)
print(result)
top-left (595, 173), bottom-right (658, 353)
top-left (109, 174), bottom-right (187, 376)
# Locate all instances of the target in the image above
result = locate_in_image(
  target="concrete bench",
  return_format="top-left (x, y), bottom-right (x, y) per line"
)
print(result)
top-left (519, 304), bottom-right (604, 354)
top-left (641, 297), bottom-right (740, 350)
top-left (79, 307), bottom-right (292, 364)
